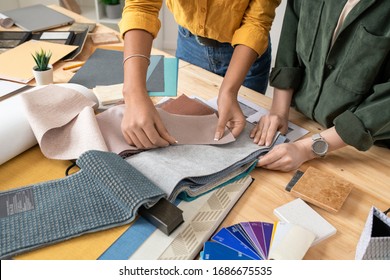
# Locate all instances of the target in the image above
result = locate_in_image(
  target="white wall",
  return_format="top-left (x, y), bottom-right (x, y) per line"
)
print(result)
top-left (18, 0), bottom-right (57, 6)
top-left (270, 0), bottom-right (287, 65)
top-left (153, 1), bottom-right (177, 51)
top-left (0, 1), bottom-right (20, 11)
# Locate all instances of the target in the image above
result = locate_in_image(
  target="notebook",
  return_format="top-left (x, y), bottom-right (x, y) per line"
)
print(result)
top-left (2, 4), bottom-right (74, 32)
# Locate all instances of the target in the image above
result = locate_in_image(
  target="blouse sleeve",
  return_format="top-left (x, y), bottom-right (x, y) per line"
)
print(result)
top-left (119, 0), bottom-right (163, 39)
top-left (232, 0), bottom-right (281, 56)
top-left (334, 70), bottom-right (390, 151)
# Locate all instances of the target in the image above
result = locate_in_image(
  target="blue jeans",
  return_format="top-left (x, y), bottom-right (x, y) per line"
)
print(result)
top-left (175, 26), bottom-right (272, 94)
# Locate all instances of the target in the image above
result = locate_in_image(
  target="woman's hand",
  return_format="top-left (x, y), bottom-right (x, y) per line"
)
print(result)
top-left (256, 141), bottom-right (313, 172)
top-left (250, 113), bottom-right (289, 146)
top-left (214, 93), bottom-right (246, 140)
top-left (121, 93), bottom-right (176, 149)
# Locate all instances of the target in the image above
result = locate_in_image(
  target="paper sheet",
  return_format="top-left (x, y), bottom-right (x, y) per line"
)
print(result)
top-left (0, 80), bottom-right (29, 101)
top-left (0, 93), bottom-right (37, 165)
top-left (0, 40), bottom-right (77, 83)
top-left (205, 96), bottom-right (309, 142)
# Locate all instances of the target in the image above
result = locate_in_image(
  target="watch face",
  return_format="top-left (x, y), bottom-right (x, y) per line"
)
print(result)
top-left (313, 140), bottom-right (328, 155)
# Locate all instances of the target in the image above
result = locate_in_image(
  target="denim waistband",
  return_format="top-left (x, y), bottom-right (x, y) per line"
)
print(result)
top-left (195, 35), bottom-right (221, 47)
top-left (179, 25), bottom-right (223, 47)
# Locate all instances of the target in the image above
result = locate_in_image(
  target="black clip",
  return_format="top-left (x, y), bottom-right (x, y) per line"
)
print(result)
top-left (285, 170), bottom-right (304, 192)
top-left (65, 161), bottom-right (78, 176)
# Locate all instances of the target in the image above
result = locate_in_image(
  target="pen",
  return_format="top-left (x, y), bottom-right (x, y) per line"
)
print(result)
top-left (63, 62), bottom-right (85, 70)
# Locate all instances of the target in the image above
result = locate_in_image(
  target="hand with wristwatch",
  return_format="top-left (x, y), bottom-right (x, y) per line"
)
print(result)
top-left (311, 133), bottom-right (329, 157)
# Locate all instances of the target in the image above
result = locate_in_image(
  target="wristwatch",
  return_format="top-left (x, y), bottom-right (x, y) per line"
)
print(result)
top-left (311, 133), bottom-right (328, 157)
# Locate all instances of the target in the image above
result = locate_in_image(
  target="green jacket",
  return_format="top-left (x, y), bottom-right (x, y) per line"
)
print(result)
top-left (270, 0), bottom-right (390, 151)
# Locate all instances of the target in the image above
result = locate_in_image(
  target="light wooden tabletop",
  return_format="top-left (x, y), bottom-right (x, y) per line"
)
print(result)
top-left (1, 5), bottom-right (389, 260)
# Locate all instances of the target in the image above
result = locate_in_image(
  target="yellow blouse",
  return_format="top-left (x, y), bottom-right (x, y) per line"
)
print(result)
top-left (119, 0), bottom-right (280, 56)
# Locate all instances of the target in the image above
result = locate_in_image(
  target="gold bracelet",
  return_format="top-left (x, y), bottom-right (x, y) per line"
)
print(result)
top-left (123, 54), bottom-right (151, 66)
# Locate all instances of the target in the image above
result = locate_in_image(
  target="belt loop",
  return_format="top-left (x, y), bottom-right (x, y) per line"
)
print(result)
top-left (195, 36), bottom-right (206, 46)
top-left (195, 36), bottom-right (220, 47)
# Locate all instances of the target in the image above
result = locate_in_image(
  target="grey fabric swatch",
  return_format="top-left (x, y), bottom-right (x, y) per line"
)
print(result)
top-left (174, 160), bottom-right (257, 201)
top-left (127, 123), bottom-right (285, 201)
top-left (0, 150), bottom-right (165, 260)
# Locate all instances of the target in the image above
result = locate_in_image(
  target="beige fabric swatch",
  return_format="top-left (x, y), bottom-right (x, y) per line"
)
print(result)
top-left (96, 105), bottom-right (235, 157)
top-left (159, 108), bottom-right (235, 144)
top-left (21, 85), bottom-right (235, 160)
top-left (21, 84), bottom-right (108, 160)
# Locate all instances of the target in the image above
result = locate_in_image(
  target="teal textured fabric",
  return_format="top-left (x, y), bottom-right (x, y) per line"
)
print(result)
top-left (0, 150), bottom-right (165, 259)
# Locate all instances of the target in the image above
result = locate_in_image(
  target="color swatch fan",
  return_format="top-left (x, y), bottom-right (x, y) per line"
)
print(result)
top-left (202, 221), bottom-right (275, 260)
top-left (202, 219), bottom-right (319, 260)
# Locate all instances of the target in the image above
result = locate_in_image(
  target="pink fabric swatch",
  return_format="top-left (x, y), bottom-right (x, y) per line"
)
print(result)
top-left (21, 85), bottom-right (107, 160)
top-left (96, 105), bottom-right (235, 157)
top-left (21, 85), bottom-right (235, 160)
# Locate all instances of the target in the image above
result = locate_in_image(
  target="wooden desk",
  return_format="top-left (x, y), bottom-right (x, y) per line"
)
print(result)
top-left (179, 64), bottom-right (390, 260)
top-left (1, 6), bottom-right (389, 260)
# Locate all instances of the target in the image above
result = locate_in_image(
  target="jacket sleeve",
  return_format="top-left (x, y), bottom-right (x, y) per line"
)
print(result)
top-left (269, 0), bottom-right (304, 89)
top-left (334, 61), bottom-right (390, 151)
top-left (119, 0), bottom-right (163, 38)
top-left (231, 0), bottom-right (281, 56)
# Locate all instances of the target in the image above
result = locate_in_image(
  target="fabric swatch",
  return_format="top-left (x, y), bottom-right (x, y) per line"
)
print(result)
top-left (126, 124), bottom-right (285, 201)
top-left (21, 85), bottom-right (235, 161)
top-left (20, 84), bottom-right (107, 160)
top-left (96, 105), bottom-right (235, 157)
top-left (158, 94), bottom-right (216, 115)
top-left (0, 150), bottom-right (166, 260)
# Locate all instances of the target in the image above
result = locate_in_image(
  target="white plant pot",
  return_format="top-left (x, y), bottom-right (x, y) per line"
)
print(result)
top-left (32, 65), bottom-right (53, 86)
top-left (105, 4), bottom-right (122, 19)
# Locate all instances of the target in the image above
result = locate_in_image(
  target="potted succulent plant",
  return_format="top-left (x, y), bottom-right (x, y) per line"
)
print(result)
top-left (100, 0), bottom-right (122, 19)
top-left (32, 48), bottom-right (53, 86)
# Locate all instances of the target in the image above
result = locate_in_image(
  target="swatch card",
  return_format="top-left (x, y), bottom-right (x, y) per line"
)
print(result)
top-left (225, 225), bottom-right (262, 259)
top-left (207, 222), bottom-right (277, 260)
top-left (203, 218), bottom-right (327, 260)
top-left (248, 222), bottom-right (268, 259)
top-left (261, 222), bottom-right (274, 258)
top-left (211, 228), bottom-right (261, 260)
top-left (201, 241), bottom-right (252, 260)
top-left (203, 200), bottom-right (336, 260)
top-left (239, 222), bottom-right (266, 259)
top-left (235, 224), bottom-right (261, 256)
